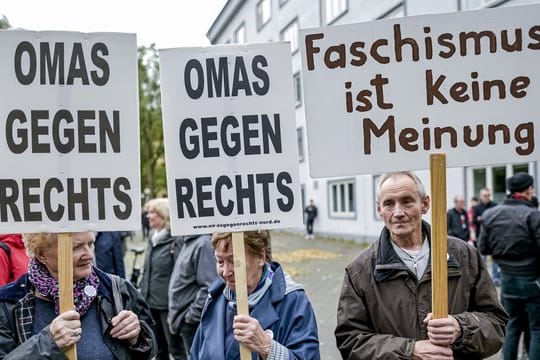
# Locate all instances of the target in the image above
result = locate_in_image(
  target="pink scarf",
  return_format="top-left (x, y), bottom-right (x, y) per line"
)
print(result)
top-left (28, 258), bottom-right (99, 316)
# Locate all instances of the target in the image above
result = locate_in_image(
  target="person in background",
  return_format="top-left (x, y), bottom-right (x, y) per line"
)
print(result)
top-left (142, 205), bottom-right (151, 241)
top-left (190, 231), bottom-right (320, 359)
top-left (168, 234), bottom-right (216, 359)
top-left (335, 172), bottom-right (507, 359)
top-left (304, 199), bottom-right (318, 239)
top-left (139, 198), bottom-right (183, 360)
top-left (0, 231), bottom-right (155, 359)
top-left (0, 234), bottom-right (29, 286)
top-left (94, 231), bottom-right (126, 278)
top-left (479, 172), bottom-right (540, 360)
top-left (447, 195), bottom-right (470, 242)
top-left (473, 188), bottom-right (500, 285)
top-left (467, 197), bottom-right (479, 245)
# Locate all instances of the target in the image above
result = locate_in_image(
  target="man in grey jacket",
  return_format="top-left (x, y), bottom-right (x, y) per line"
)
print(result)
top-left (168, 234), bottom-right (216, 359)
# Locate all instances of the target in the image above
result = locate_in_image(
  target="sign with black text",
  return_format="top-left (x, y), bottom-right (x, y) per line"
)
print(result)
top-left (160, 42), bottom-right (302, 235)
top-left (0, 31), bottom-right (140, 232)
top-left (300, 5), bottom-right (540, 177)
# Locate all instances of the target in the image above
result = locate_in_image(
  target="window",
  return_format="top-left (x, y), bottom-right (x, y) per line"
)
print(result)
top-left (460, 0), bottom-right (499, 10)
top-left (279, 0), bottom-right (289, 7)
top-left (322, 0), bottom-right (348, 25)
top-left (384, 4), bottom-right (405, 19)
top-left (233, 23), bottom-right (246, 44)
top-left (469, 163), bottom-right (531, 204)
top-left (293, 72), bottom-right (302, 107)
top-left (256, 0), bottom-right (272, 30)
top-left (297, 127), bottom-right (304, 162)
top-left (329, 179), bottom-right (356, 218)
top-left (280, 19), bottom-right (299, 53)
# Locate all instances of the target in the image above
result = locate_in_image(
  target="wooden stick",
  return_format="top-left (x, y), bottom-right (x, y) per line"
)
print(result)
top-left (58, 233), bottom-right (77, 360)
top-left (430, 154), bottom-right (448, 319)
top-left (232, 232), bottom-right (251, 360)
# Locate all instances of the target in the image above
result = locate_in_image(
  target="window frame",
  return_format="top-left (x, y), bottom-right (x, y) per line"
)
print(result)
top-left (293, 72), bottom-right (302, 107)
top-left (233, 22), bottom-right (247, 44)
top-left (256, 0), bottom-right (272, 31)
top-left (297, 127), bottom-right (305, 163)
top-left (280, 17), bottom-right (300, 54)
top-left (328, 178), bottom-right (356, 219)
top-left (459, 0), bottom-right (508, 10)
top-left (321, 0), bottom-right (349, 26)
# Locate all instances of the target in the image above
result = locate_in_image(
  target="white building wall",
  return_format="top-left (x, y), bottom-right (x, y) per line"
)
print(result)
top-left (208, 0), bottom-right (540, 243)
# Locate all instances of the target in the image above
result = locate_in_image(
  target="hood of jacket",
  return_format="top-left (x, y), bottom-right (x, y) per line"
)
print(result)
top-left (0, 234), bottom-right (24, 250)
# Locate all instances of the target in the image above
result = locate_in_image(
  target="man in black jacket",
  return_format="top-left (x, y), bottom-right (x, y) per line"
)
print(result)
top-left (479, 172), bottom-right (540, 360)
top-left (447, 195), bottom-right (470, 241)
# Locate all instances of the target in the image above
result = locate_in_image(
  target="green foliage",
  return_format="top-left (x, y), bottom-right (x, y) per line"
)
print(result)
top-left (0, 15), bottom-right (11, 29)
top-left (138, 44), bottom-right (166, 201)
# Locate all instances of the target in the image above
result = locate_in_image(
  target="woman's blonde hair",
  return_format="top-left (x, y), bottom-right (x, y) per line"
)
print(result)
top-left (211, 230), bottom-right (272, 261)
top-left (22, 232), bottom-right (95, 258)
top-left (145, 197), bottom-right (171, 229)
top-left (22, 233), bottom-right (57, 258)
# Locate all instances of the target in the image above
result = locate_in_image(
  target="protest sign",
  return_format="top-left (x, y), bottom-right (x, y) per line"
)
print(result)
top-left (0, 31), bottom-right (140, 232)
top-left (160, 42), bottom-right (302, 235)
top-left (300, 5), bottom-right (540, 177)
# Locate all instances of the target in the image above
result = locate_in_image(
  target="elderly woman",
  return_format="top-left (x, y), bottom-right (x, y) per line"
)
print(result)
top-left (139, 198), bottom-right (182, 359)
top-left (190, 231), bottom-right (320, 359)
top-left (0, 231), bottom-right (155, 359)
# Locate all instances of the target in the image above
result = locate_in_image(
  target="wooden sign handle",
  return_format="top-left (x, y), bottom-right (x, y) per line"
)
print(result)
top-left (430, 154), bottom-right (448, 319)
top-left (232, 232), bottom-right (251, 360)
top-left (58, 233), bottom-right (77, 360)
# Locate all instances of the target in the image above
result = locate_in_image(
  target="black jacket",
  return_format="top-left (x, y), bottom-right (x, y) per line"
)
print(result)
top-left (479, 197), bottom-right (540, 276)
top-left (0, 268), bottom-right (155, 359)
top-left (473, 201), bottom-right (497, 237)
top-left (447, 208), bottom-right (470, 241)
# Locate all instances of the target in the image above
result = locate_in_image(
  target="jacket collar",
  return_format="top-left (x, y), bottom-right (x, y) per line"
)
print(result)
top-left (205, 262), bottom-right (286, 359)
top-left (374, 221), bottom-right (460, 282)
top-left (503, 197), bottom-right (533, 207)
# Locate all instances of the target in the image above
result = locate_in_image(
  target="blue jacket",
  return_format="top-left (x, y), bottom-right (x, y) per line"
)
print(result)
top-left (190, 262), bottom-right (320, 360)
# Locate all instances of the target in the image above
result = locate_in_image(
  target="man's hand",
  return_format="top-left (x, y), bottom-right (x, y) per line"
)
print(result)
top-left (233, 315), bottom-right (272, 359)
top-left (423, 313), bottom-right (462, 346)
top-left (50, 310), bottom-right (81, 349)
top-left (110, 310), bottom-right (141, 345)
top-left (413, 340), bottom-right (453, 360)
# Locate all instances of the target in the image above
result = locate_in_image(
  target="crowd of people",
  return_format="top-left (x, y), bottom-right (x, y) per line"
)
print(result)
top-left (447, 173), bottom-right (540, 360)
top-left (1, 170), bottom-right (539, 359)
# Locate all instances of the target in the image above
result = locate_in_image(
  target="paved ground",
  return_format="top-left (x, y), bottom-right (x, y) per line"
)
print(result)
top-left (126, 231), bottom-right (517, 359)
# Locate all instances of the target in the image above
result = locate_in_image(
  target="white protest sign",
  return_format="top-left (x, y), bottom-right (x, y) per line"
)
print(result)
top-left (300, 5), bottom-right (540, 177)
top-left (160, 42), bottom-right (302, 235)
top-left (0, 31), bottom-right (140, 232)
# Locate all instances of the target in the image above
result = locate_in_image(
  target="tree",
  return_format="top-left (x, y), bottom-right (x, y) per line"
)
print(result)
top-left (0, 15), bottom-right (11, 29)
top-left (138, 44), bottom-right (166, 200)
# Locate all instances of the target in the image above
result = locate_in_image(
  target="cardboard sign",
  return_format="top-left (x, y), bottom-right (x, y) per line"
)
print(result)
top-left (300, 5), bottom-right (540, 177)
top-left (0, 31), bottom-right (140, 232)
top-left (160, 42), bottom-right (302, 235)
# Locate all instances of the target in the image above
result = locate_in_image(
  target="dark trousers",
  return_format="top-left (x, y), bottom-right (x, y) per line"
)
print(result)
top-left (151, 309), bottom-right (185, 360)
top-left (171, 322), bottom-right (199, 359)
top-left (500, 273), bottom-right (540, 360)
top-left (306, 219), bottom-right (314, 235)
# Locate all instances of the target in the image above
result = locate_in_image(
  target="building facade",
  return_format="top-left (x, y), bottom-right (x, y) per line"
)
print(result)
top-left (207, 0), bottom-right (540, 242)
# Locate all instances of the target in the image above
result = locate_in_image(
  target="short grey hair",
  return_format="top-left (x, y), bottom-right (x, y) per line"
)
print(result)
top-left (376, 171), bottom-right (427, 202)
